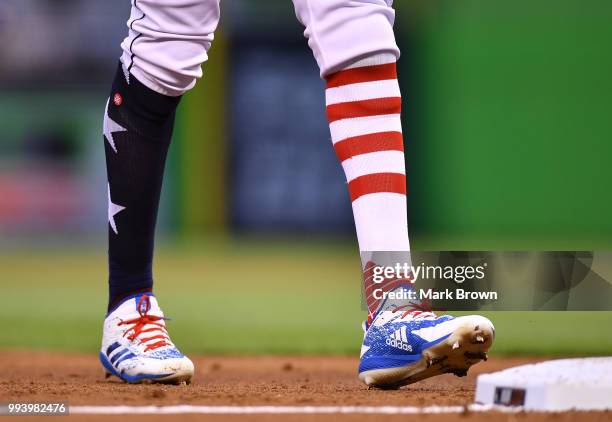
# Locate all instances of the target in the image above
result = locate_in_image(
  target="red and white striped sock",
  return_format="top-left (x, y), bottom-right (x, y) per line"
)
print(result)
top-left (325, 54), bottom-right (410, 254)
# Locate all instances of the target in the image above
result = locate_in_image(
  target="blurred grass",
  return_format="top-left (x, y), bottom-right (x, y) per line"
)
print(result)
top-left (1, 238), bottom-right (611, 356)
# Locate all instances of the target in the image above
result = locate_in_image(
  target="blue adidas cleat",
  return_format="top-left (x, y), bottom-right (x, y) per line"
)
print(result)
top-left (100, 293), bottom-right (194, 384)
top-left (359, 309), bottom-right (494, 389)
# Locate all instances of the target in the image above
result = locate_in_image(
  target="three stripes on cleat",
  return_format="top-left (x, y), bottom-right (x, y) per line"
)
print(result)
top-left (106, 341), bottom-right (136, 369)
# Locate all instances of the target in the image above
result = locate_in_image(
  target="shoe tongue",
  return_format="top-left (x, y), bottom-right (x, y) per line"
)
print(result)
top-left (133, 294), bottom-right (163, 317)
top-left (135, 294), bottom-right (152, 315)
top-left (109, 294), bottom-right (163, 320)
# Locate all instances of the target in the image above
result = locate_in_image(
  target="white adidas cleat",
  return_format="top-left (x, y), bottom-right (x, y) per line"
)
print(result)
top-left (359, 309), bottom-right (495, 389)
top-left (100, 293), bottom-right (194, 384)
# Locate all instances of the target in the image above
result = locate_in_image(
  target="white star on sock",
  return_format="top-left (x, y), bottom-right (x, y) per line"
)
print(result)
top-left (108, 184), bottom-right (126, 235)
top-left (122, 64), bottom-right (130, 84)
top-left (103, 98), bottom-right (127, 153)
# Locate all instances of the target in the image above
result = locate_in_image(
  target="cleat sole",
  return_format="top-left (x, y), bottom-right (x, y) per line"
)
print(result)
top-left (359, 316), bottom-right (494, 389)
top-left (105, 369), bottom-right (193, 385)
top-left (99, 352), bottom-right (194, 385)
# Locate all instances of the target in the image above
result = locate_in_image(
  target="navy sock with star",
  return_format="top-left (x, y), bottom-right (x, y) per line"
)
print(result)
top-left (103, 62), bottom-right (181, 312)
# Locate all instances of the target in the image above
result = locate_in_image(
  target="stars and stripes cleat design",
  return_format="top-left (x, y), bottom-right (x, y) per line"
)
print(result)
top-left (100, 293), bottom-right (194, 384)
top-left (359, 309), bottom-right (494, 389)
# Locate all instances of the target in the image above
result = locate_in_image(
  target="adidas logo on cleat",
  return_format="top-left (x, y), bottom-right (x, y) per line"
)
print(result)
top-left (386, 327), bottom-right (413, 352)
top-left (385, 337), bottom-right (412, 351)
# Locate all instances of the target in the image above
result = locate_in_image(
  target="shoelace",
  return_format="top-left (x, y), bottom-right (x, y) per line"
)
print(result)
top-left (118, 296), bottom-right (170, 352)
top-left (391, 304), bottom-right (437, 320)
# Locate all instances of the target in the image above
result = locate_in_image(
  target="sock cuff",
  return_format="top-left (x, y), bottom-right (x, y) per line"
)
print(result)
top-left (108, 259), bottom-right (153, 298)
top-left (109, 62), bottom-right (180, 140)
top-left (325, 54), bottom-right (397, 88)
top-left (114, 62), bottom-right (181, 116)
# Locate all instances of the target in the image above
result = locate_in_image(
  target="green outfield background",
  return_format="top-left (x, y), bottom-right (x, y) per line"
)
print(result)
top-left (2, 242), bottom-right (612, 356)
top-left (397, 0), bottom-right (612, 246)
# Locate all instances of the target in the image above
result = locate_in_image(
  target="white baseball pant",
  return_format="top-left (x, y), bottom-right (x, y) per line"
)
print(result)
top-left (120, 0), bottom-right (400, 96)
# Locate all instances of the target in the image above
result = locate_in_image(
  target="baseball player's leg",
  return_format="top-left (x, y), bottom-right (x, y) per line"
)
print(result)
top-left (293, 0), bottom-right (495, 388)
top-left (101, 0), bottom-right (220, 384)
top-left (293, 0), bottom-right (408, 318)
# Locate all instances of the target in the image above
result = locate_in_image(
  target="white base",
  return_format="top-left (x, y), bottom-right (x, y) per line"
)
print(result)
top-left (475, 357), bottom-right (612, 411)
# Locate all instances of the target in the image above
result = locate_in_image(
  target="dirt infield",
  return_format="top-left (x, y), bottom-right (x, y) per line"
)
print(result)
top-left (1, 351), bottom-right (610, 421)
